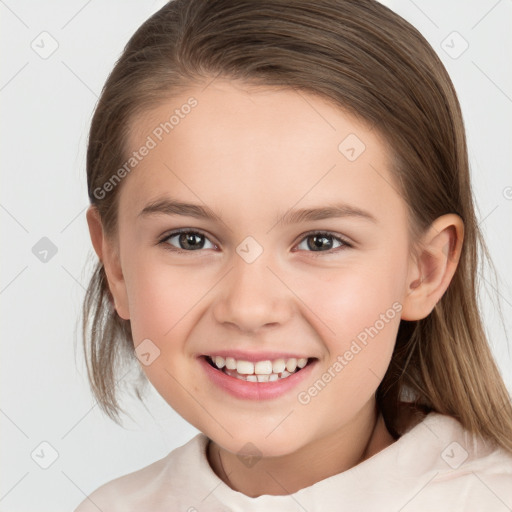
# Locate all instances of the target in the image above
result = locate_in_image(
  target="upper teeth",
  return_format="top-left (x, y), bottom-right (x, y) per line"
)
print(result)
top-left (210, 356), bottom-right (308, 375)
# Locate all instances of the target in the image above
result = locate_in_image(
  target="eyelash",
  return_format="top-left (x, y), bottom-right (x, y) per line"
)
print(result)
top-left (157, 228), bottom-right (353, 256)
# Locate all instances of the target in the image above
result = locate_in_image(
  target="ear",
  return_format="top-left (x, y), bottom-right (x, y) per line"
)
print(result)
top-left (86, 205), bottom-right (130, 320)
top-left (401, 213), bottom-right (464, 321)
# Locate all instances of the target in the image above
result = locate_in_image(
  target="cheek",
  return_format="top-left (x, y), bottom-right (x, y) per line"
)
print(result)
top-left (295, 254), bottom-right (405, 394)
top-left (295, 274), bottom-right (400, 425)
top-left (123, 256), bottom-right (209, 418)
top-left (304, 259), bottom-right (404, 343)
top-left (124, 252), bottom-right (211, 343)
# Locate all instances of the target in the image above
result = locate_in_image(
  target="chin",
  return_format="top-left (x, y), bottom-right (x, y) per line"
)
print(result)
top-left (207, 426), bottom-right (309, 459)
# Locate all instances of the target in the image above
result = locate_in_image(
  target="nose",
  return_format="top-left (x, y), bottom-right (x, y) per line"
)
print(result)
top-left (212, 251), bottom-right (293, 333)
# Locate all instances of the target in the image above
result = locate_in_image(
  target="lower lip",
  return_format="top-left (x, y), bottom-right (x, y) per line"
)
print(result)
top-left (199, 356), bottom-right (317, 400)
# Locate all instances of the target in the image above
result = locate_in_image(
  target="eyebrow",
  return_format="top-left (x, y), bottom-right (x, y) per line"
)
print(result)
top-left (138, 198), bottom-right (377, 225)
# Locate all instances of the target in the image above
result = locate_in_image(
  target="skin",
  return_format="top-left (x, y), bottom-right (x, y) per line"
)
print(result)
top-left (87, 79), bottom-right (464, 497)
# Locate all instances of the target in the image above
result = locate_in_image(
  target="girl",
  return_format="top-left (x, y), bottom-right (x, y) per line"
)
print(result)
top-left (76, 0), bottom-right (512, 510)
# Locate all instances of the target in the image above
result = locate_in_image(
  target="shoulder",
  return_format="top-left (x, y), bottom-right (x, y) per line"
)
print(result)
top-left (74, 433), bottom-right (210, 512)
top-left (400, 412), bottom-right (512, 511)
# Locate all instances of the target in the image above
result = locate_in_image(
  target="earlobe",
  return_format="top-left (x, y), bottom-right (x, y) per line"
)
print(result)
top-left (401, 214), bottom-right (464, 321)
top-left (86, 206), bottom-right (130, 320)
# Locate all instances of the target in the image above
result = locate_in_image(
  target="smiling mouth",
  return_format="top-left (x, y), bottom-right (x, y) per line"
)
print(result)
top-left (203, 355), bottom-right (316, 382)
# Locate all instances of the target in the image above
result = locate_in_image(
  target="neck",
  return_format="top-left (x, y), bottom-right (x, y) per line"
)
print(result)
top-left (206, 398), bottom-right (395, 497)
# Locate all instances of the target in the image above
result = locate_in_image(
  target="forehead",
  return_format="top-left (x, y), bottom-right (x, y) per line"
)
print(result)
top-left (120, 79), bottom-right (403, 225)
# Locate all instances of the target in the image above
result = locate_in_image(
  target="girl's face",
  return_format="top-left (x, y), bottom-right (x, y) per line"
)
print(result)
top-left (110, 79), bottom-right (414, 457)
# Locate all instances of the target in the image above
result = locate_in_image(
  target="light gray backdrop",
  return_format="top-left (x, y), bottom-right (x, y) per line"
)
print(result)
top-left (1, 1), bottom-right (511, 510)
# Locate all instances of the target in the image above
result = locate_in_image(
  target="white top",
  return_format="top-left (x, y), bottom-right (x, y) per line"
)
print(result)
top-left (74, 412), bottom-right (512, 511)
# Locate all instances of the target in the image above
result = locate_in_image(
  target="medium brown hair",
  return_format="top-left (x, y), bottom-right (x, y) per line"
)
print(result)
top-left (82, 0), bottom-right (512, 451)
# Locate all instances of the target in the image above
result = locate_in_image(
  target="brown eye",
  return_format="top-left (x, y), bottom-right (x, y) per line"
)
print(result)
top-left (178, 232), bottom-right (205, 250)
top-left (161, 230), bottom-right (216, 251)
top-left (296, 232), bottom-right (351, 252)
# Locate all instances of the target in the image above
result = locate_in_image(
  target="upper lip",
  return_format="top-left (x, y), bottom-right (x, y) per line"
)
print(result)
top-left (202, 350), bottom-right (315, 362)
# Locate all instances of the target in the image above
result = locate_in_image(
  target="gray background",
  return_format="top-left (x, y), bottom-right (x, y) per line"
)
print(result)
top-left (1, 0), bottom-right (511, 510)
